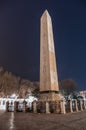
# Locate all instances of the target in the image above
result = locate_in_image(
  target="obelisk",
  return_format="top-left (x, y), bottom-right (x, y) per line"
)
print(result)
top-left (40, 10), bottom-right (60, 101)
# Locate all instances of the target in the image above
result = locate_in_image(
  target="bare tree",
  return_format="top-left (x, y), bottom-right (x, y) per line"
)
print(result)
top-left (59, 79), bottom-right (77, 96)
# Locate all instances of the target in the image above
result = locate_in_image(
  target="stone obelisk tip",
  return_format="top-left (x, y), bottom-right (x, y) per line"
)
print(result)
top-left (44, 10), bottom-right (49, 14)
top-left (41, 10), bottom-right (51, 19)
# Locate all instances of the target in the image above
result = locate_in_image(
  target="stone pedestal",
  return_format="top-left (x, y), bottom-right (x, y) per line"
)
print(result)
top-left (39, 92), bottom-right (60, 102)
top-left (60, 100), bottom-right (66, 114)
top-left (45, 101), bottom-right (50, 114)
top-left (33, 101), bottom-right (37, 113)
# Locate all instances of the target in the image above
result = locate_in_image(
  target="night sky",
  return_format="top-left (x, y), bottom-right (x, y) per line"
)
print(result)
top-left (0, 0), bottom-right (86, 90)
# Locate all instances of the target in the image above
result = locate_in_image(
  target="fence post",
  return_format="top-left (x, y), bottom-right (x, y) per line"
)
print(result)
top-left (6, 101), bottom-right (9, 112)
top-left (75, 100), bottom-right (78, 112)
top-left (80, 100), bottom-right (83, 111)
top-left (60, 100), bottom-right (66, 114)
top-left (45, 101), bottom-right (50, 114)
top-left (23, 101), bottom-right (26, 112)
top-left (69, 100), bottom-right (73, 113)
top-left (33, 101), bottom-right (37, 113)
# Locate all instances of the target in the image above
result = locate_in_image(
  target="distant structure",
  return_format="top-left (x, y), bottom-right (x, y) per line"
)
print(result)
top-left (40, 10), bottom-right (60, 101)
top-left (80, 90), bottom-right (86, 99)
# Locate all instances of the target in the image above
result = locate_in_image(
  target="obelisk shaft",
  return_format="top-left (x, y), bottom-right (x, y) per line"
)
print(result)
top-left (40, 10), bottom-right (60, 101)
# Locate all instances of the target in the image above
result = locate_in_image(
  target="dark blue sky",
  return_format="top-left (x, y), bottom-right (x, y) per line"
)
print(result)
top-left (0, 0), bottom-right (86, 90)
